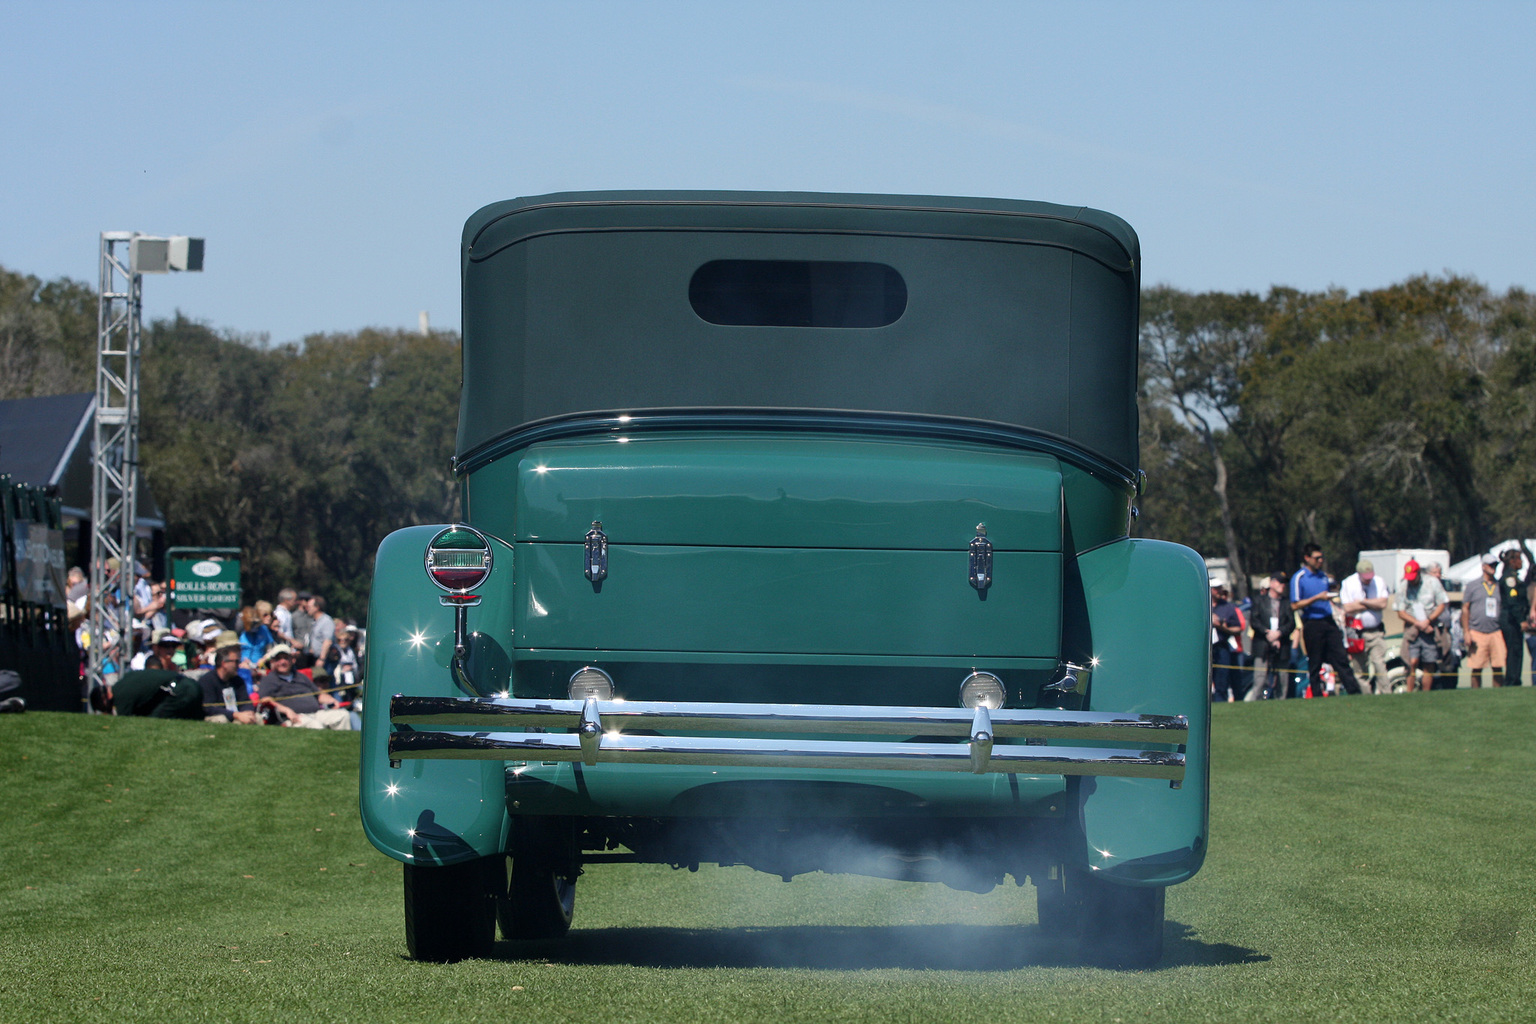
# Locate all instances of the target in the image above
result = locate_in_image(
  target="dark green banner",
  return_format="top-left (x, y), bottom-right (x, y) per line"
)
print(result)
top-left (170, 556), bottom-right (241, 610)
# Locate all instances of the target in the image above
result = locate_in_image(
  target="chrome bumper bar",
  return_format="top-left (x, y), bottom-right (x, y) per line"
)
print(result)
top-left (388, 696), bottom-right (1188, 781)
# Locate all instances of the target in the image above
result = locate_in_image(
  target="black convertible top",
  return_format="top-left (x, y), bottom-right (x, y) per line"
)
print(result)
top-left (458, 191), bottom-right (1141, 471)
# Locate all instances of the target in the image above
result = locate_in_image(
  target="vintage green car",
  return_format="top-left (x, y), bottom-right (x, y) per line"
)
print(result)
top-left (360, 191), bottom-right (1209, 967)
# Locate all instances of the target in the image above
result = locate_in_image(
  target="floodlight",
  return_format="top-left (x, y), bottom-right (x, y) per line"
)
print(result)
top-left (129, 236), bottom-right (170, 274)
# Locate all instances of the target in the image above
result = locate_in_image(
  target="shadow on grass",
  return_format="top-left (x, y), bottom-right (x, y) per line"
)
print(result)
top-left (492, 920), bottom-right (1266, 971)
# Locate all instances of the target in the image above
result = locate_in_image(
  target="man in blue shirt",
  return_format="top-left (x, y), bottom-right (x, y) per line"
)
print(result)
top-left (1290, 544), bottom-right (1361, 696)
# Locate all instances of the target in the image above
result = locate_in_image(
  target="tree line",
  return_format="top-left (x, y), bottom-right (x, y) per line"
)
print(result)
top-left (1137, 276), bottom-right (1536, 596)
top-left (5, 262), bottom-right (1533, 614)
top-left (2, 264), bottom-right (459, 620)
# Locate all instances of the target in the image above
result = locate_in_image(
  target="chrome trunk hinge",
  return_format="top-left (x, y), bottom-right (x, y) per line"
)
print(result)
top-left (584, 521), bottom-right (608, 585)
top-left (968, 524), bottom-right (993, 595)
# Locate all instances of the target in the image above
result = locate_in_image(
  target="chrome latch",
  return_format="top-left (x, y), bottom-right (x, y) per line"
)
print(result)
top-left (968, 524), bottom-right (993, 594)
top-left (584, 521), bottom-right (608, 584)
top-left (1044, 661), bottom-right (1090, 694)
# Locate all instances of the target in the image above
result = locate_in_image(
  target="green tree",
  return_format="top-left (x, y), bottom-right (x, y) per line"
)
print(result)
top-left (137, 317), bottom-right (462, 620)
top-left (0, 265), bottom-right (95, 399)
top-left (1139, 287), bottom-right (1271, 596)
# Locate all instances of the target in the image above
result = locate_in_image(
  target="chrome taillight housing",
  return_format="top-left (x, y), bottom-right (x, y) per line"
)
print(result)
top-left (425, 525), bottom-right (492, 593)
top-left (959, 671), bottom-right (1006, 710)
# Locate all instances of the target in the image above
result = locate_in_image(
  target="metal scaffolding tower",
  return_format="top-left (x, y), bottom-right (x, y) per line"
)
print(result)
top-left (86, 233), bottom-right (143, 699)
top-left (86, 232), bottom-right (203, 702)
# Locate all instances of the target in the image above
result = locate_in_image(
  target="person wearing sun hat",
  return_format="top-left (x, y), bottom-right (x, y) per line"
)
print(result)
top-left (255, 644), bottom-right (351, 729)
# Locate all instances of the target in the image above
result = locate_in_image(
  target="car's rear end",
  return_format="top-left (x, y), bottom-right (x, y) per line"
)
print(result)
top-left (360, 193), bottom-right (1209, 966)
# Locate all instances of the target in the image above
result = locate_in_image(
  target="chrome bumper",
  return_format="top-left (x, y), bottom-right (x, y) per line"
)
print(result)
top-left (388, 696), bottom-right (1188, 781)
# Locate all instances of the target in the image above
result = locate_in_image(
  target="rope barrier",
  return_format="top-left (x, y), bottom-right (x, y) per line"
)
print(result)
top-left (200, 684), bottom-right (350, 710)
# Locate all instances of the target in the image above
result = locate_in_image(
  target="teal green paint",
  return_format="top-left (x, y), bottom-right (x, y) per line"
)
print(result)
top-left (1073, 538), bottom-right (1211, 885)
top-left (363, 194), bottom-right (1214, 895)
top-left (513, 542), bottom-right (1061, 658)
top-left (358, 525), bottom-right (514, 865)
top-left (478, 434), bottom-right (1062, 551)
top-left (1060, 462), bottom-right (1132, 553)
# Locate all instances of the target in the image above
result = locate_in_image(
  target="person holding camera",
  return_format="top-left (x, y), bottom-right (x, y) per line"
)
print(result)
top-left (1290, 544), bottom-right (1362, 696)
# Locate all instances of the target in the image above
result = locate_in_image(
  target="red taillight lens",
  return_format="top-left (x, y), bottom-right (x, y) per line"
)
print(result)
top-left (425, 526), bottom-right (492, 593)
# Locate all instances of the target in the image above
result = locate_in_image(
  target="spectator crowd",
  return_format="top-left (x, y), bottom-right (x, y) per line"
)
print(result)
top-left (68, 568), bottom-right (365, 728)
top-left (49, 539), bottom-right (1536, 719)
top-left (1210, 543), bottom-right (1536, 701)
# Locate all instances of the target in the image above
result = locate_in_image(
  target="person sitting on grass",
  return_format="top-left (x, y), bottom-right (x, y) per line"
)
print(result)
top-left (199, 642), bottom-right (259, 724)
top-left (256, 645), bottom-right (351, 730)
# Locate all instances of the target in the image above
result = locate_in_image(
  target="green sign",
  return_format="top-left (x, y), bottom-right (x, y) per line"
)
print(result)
top-left (170, 556), bottom-right (241, 610)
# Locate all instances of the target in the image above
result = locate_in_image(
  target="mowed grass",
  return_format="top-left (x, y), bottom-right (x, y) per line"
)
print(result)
top-left (2, 690), bottom-right (1533, 1023)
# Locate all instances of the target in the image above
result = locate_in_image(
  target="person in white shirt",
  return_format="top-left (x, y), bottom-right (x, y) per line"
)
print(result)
top-left (1339, 559), bottom-right (1392, 694)
top-left (271, 588), bottom-right (299, 648)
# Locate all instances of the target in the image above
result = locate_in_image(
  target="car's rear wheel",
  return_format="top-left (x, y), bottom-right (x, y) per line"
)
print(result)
top-left (1036, 866), bottom-right (1165, 969)
top-left (403, 856), bottom-right (498, 962)
top-left (497, 817), bottom-right (578, 940)
top-left (1074, 873), bottom-right (1165, 969)
top-left (1033, 869), bottom-right (1072, 935)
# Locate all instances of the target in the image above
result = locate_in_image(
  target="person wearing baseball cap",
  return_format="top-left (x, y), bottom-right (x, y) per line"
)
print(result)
top-left (1394, 559), bottom-right (1447, 692)
top-left (1462, 554), bottom-right (1507, 688)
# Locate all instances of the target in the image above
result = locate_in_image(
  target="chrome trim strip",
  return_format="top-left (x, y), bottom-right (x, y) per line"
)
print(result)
top-left (390, 731), bottom-right (1185, 778)
top-left (390, 695), bottom-right (1188, 745)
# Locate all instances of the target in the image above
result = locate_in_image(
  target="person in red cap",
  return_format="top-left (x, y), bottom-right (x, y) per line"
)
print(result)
top-left (1393, 559), bottom-right (1447, 692)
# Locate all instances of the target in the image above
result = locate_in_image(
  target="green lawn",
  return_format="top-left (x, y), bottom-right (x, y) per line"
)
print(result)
top-left (2, 690), bottom-right (1533, 1023)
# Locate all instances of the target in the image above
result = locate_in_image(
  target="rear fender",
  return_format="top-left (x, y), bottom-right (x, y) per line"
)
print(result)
top-left (359, 525), bottom-right (514, 865)
top-left (1071, 538), bottom-right (1211, 885)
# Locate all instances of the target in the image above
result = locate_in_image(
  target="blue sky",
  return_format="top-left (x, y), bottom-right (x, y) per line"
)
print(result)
top-left (3, 1), bottom-right (1532, 345)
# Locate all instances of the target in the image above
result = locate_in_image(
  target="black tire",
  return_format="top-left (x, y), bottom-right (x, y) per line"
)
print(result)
top-left (403, 856), bottom-right (497, 962)
top-left (498, 818), bottom-right (577, 941)
top-left (1036, 867), bottom-right (1165, 969)
top-left (1033, 869), bottom-right (1072, 935)
top-left (1075, 874), bottom-right (1165, 969)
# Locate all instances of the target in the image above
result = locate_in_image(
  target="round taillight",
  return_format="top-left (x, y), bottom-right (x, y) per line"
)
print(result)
top-left (425, 525), bottom-right (492, 593)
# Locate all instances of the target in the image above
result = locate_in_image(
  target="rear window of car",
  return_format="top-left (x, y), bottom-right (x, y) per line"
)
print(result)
top-left (689, 260), bottom-right (907, 328)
